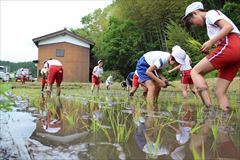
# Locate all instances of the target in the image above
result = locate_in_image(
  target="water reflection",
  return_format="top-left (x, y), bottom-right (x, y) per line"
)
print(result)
top-left (189, 111), bottom-right (240, 159)
top-left (28, 92), bottom-right (239, 159)
top-left (134, 107), bottom-right (193, 160)
top-left (31, 95), bottom-right (89, 146)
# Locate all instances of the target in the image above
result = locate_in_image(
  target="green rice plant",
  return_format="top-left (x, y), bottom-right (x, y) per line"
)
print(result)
top-left (190, 123), bottom-right (202, 134)
top-left (90, 119), bottom-right (102, 132)
top-left (196, 106), bottom-right (204, 122)
top-left (210, 120), bottom-right (219, 153)
top-left (154, 126), bottom-right (163, 148)
top-left (65, 114), bottom-right (74, 126)
top-left (108, 109), bottom-right (134, 143)
top-left (166, 102), bottom-right (174, 113)
top-left (202, 140), bottom-right (205, 160)
top-left (191, 140), bottom-right (205, 160)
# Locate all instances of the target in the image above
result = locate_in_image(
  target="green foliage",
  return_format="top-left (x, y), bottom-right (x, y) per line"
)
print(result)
top-left (72, 0), bottom-right (240, 79)
top-left (0, 83), bottom-right (12, 111)
top-left (100, 17), bottom-right (144, 76)
top-left (164, 20), bottom-right (205, 80)
top-left (0, 60), bottom-right (37, 77)
top-left (222, 2), bottom-right (240, 28)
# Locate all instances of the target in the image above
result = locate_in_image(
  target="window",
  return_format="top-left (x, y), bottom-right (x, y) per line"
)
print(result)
top-left (56, 49), bottom-right (64, 57)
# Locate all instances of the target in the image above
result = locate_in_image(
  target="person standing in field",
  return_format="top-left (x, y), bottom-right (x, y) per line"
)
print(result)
top-left (43, 59), bottom-right (63, 97)
top-left (21, 69), bottom-right (27, 84)
top-left (168, 53), bottom-right (197, 102)
top-left (91, 60), bottom-right (103, 94)
top-left (183, 2), bottom-right (240, 112)
top-left (105, 75), bottom-right (113, 90)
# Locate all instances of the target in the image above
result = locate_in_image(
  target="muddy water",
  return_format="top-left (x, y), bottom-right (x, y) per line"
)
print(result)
top-left (1, 92), bottom-right (240, 160)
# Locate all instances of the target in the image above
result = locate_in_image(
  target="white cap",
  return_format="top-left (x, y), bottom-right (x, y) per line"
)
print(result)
top-left (98, 60), bottom-right (103, 64)
top-left (183, 2), bottom-right (204, 19)
top-left (172, 45), bottom-right (186, 64)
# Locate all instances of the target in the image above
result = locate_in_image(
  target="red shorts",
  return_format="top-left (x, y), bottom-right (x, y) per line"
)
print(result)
top-left (181, 70), bottom-right (193, 84)
top-left (132, 73), bottom-right (140, 88)
top-left (206, 33), bottom-right (240, 81)
top-left (92, 75), bottom-right (100, 85)
top-left (48, 66), bottom-right (63, 85)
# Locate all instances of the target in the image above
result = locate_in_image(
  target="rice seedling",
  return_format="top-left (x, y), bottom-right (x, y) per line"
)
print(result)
top-left (191, 140), bottom-right (205, 160)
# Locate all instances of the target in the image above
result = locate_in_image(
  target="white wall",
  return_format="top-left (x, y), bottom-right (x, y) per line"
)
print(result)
top-left (38, 35), bottom-right (90, 48)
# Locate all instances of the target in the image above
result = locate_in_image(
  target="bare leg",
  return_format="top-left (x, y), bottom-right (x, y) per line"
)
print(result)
top-left (91, 84), bottom-right (95, 94)
top-left (56, 83), bottom-right (61, 96)
top-left (189, 84), bottom-right (197, 96)
top-left (215, 78), bottom-right (232, 112)
top-left (153, 82), bottom-right (161, 111)
top-left (191, 58), bottom-right (215, 107)
top-left (47, 84), bottom-right (52, 98)
top-left (129, 86), bottom-right (138, 96)
top-left (96, 85), bottom-right (100, 95)
top-left (144, 80), bottom-right (156, 114)
top-left (182, 84), bottom-right (188, 103)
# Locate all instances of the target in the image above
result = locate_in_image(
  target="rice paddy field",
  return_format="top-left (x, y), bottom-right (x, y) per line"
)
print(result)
top-left (1, 77), bottom-right (239, 160)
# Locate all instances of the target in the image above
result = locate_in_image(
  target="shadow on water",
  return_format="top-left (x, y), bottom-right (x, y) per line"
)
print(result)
top-left (1, 91), bottom-right (240, 159)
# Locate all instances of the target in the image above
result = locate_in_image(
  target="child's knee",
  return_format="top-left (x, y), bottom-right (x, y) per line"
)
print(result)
top-left (215, 88), bottom-right (225, 97)
top-left (197, 86), bottom-right (208, 94)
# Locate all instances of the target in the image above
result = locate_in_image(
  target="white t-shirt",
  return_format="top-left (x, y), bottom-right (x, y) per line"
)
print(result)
top-left (143, 51), bottom-right (170, 69)
top-left (44, 59), bottom-right (62, 68)
top-left (21, 70), bottom-right (27, 76)
top-left (180, 55), bottom-right (192, 71)
top-left (105, 76), bottom-right (112, 85)
top-left (93, 66), bottom-right (103, 77)
top-left (206, 10), bottom-right (240, 44)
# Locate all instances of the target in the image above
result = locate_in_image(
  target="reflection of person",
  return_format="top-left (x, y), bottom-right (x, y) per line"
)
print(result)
top-left (169, 103), bottom-right (195, 145)
top-left (135, 119), bottom-right (186, 160)
top-left (189, 117), bottom-right (240, 159)
top-left (39, 95), bottom-right (62, 133)
top-left (43, 59), bottom-right (63, 97)
top-left (168, 54), bottom-right (197, 102)
top-left (91, 60), bottom-right (103, 94)
top-left (183, 2), bottom-right (240, 112)
top-left (39, 93), bottom-right (47, 117)
top-left (92, 103), bottom-right (102, 121)
top-left (105, 75), bottom-right (113, 90)
top-left (135, 122), bottom-right (169, 159)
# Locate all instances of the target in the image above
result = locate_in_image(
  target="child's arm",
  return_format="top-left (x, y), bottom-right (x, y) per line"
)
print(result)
top-left (201, 19), bottom-right (233, 53)
top-left (92, 67), bottom-right (97, 77)
top-left (146, 65), bottom-right (166, 87)
top-left (168, 65), bottom-right (181, 73)
top-left (157, 69), bottom-right (167, 82)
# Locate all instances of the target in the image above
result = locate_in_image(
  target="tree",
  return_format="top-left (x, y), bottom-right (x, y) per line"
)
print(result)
top-left (100, 17), bottom-right (144, 76)
top-left (222, 2), bottom-right (240, 28)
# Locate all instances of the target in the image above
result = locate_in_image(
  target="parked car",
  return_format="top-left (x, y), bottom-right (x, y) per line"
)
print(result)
top-left (0, 66), bottom-right (10, 82)
top-left (16, 68), bottom-right (34, 82)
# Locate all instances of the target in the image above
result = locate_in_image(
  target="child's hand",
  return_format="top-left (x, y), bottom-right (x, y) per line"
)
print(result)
top-left (200, 40), bottom-right (213, 54)
top-left (168, 70), bottom-right (172, 74)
